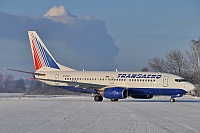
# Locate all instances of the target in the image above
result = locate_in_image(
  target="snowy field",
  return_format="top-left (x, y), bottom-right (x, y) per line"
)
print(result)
top-left (0, 95), bottom-right (200, 133)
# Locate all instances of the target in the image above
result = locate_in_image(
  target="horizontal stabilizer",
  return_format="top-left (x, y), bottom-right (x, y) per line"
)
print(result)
top-left (4, 68), bottom-right (46, 76)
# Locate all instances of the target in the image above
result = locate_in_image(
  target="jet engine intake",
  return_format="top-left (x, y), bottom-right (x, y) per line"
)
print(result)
top-left (103, 87), bottom-right (128, 99)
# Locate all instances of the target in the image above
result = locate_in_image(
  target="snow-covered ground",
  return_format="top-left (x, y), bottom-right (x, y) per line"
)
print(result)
top-left (0, 93), bottom-right (24, 97)
top-left (153, 95), bottom-right (200, 100)
top-left (0, 95), bottom-right (199, 133)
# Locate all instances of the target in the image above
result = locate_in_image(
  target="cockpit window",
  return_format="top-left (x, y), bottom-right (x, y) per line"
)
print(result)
top-left (175, 79), bottom-right (186, 82)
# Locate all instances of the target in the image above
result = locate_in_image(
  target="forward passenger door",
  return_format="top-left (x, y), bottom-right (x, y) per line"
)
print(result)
top-left (55, 74), bottom-right (59, 85)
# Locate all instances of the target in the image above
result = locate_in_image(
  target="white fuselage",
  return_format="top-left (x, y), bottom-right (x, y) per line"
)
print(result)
top-left (35, 71), bottom-right (194, 93)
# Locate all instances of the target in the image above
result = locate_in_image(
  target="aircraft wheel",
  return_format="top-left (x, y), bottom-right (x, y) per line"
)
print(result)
top-left (94, 95), bottom-right (103, 102)
top-left (170, 98), bottom-right (175, 103)
top-left (110, 99), bottom-right (119, 102)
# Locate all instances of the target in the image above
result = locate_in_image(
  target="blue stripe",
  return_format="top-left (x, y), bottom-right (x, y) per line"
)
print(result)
top-left (58, 86), bottom-right (187, 96)
top-left (34, 37), bottom-right (60, 69)
top-left (43, 50), bottom-right (60, 69)
top-left (35, 38), bottom-right (48, 66)
top-left (128, 88), bottom-right (187, 96)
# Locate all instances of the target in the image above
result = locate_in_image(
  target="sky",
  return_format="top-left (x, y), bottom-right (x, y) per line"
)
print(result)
top-left (0, 0), bottom-right (200, 79)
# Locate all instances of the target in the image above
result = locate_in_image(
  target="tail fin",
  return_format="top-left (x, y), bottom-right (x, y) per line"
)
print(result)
top-left (28, 31), bottom-right (75, 71)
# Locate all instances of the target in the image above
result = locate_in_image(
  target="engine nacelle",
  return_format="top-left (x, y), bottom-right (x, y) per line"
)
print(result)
top-left (103, 87), bottom-right (128, 99)
top-left (131, 94), bottom-right (153, 99)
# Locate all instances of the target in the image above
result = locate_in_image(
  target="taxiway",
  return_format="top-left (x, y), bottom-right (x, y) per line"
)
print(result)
top-left (0, 96), bottom-right (199, 133)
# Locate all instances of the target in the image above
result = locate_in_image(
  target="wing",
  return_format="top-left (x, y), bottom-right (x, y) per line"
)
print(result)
top-left (5, 68), bottom-right (107, 90)
top-left (36, 78), bottom-right (106, 90)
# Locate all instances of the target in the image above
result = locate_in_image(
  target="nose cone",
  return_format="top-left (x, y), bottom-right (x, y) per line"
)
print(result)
top-left (185, 82), bottom-right (195, 92)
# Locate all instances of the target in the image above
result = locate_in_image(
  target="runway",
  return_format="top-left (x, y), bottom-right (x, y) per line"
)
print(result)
top-left (0, 96), bottom-right (199, 133)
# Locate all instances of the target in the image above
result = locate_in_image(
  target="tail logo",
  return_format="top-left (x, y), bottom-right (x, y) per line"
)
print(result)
top-left (30, 33), bottom-right (60, 70)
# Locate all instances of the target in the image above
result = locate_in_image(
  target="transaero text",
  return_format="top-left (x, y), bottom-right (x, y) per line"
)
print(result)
top-left (117, 74), bottom-right (162, 79)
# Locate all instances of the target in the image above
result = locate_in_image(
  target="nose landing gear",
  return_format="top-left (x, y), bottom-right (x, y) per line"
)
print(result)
top-left (170, 94), bottom-right (182, 103)
top-left (170, 98), bottom-right (175, 103)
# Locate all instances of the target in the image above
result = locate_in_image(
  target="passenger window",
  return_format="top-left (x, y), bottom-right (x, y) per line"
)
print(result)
top-left (175, 79), bottom-right (186, 82)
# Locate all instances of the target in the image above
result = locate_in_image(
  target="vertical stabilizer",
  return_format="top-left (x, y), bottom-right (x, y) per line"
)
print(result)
top-left (28, 31), bottom-right (75, 71)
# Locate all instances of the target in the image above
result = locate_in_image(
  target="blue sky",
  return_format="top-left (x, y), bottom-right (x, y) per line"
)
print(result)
top-left (0, 0), bottom-right (200, 78)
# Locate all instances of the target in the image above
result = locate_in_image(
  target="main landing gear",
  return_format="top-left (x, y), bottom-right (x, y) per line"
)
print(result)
top-left (110, 99), bottom-right (119, 102)
top-left (94, 95), bottom-right (103, 102)
top-left (94, 95), bottom-right (119, 102)
top-left (170, 98), bottom-right (175, 103)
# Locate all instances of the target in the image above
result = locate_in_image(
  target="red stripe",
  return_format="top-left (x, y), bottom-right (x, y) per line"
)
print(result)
top-left (32, 36), bottom-right (43, 70)
top-left (32, 40), bottom-right (40, 70)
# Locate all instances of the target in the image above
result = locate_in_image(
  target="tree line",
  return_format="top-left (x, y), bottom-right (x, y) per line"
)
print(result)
top-left (0, 73), bottom-right (81, 95)
top-left (148, 37), bottom-right (200, 96)
top-left (1, 37), bottom-right (199, 96)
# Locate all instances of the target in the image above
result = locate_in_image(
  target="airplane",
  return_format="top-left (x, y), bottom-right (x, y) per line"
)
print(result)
top-left (7, 31), bottom-right (195, 103)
